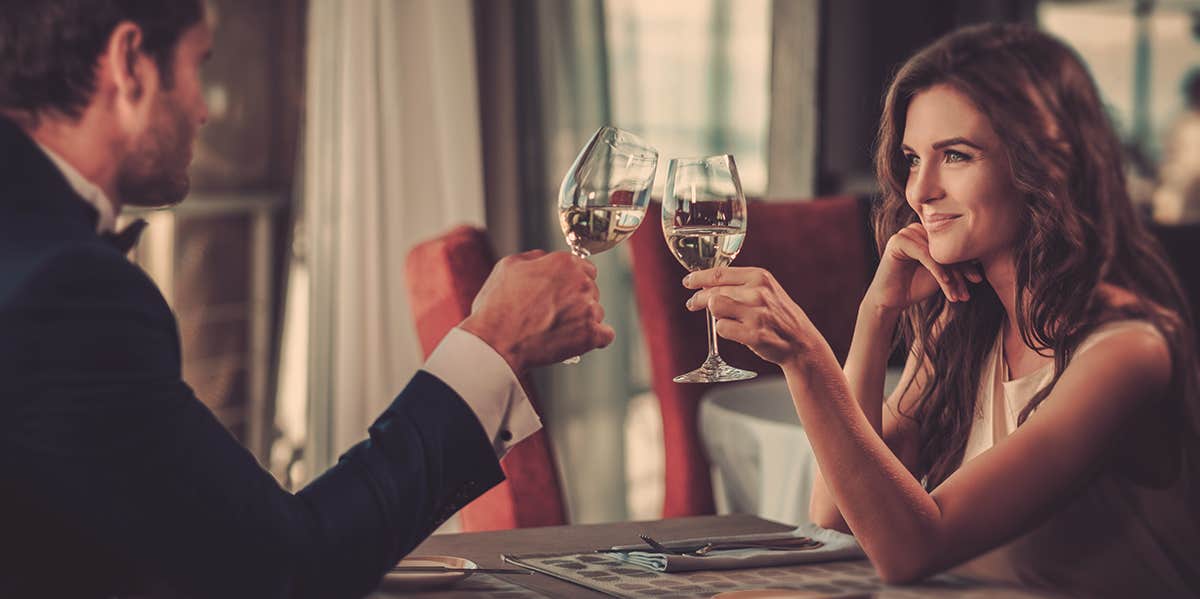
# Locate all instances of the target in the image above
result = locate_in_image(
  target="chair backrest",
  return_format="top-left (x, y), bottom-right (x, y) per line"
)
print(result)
top-left (628, 196), bottom-right (876, 517)
top-left (1148, 222), bottom-right (1200, 348)
top-left (405, 225), bottom-right (568, 531)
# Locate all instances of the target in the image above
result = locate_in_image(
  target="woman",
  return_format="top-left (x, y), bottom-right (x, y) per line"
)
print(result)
top-left (684, 24), bottom-right (1200, 596)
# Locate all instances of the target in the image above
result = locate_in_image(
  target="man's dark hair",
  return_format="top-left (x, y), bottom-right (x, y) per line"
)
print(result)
top-left (0, 0), bottom-right (204, 120)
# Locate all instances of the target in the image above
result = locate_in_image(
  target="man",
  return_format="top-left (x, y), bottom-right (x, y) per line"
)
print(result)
top-left (0, 2), bottom-right (613, 597)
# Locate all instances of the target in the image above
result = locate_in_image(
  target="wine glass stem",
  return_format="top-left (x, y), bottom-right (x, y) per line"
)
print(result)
top-left (563, 246), bottom-right (590, 365)
top-left (706, 307), bottom-right (721, 362)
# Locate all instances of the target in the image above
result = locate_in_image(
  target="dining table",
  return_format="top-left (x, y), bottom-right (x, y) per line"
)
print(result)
top-left (700, 372), bottom-right (904, 527)
top-left (367, 514), bottom-right (1064, 598)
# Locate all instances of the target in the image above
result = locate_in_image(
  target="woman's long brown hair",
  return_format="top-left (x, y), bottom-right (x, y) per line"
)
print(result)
top-left (873, 23), bottom-right (1199, 489)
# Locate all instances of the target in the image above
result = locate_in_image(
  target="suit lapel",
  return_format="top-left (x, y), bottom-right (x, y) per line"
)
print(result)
top-left (0, 116), bottom-right (103, 235)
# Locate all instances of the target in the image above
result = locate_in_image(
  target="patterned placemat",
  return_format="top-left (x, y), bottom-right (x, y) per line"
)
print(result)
top-left (504, 552), bottom-right (1058, 598)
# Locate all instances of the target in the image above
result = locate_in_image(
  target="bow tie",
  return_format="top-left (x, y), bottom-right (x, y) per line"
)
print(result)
top-left (100, 219), bottom-right (148, 254)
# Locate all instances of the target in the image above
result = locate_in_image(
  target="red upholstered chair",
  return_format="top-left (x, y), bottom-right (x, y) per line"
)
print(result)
top-left (1148, 222), bottom-right (1200, 347)
top-left (405, 225), bottom-right (568, 531)
top-left (628, 196), bottom-right (876, 517)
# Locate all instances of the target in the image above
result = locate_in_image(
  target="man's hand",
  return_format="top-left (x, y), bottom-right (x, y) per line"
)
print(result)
top-left (460, 250), bottom-right (615, 374)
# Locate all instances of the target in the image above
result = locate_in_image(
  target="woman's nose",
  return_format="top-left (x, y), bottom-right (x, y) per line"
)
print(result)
top-left (906, 163), bottom-right (943, 207)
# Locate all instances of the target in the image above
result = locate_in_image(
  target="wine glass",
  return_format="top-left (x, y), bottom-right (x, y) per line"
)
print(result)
top-left (662, 155), bottom-right (756, 383)
top-left (558, 126), bottom-right (658, 363)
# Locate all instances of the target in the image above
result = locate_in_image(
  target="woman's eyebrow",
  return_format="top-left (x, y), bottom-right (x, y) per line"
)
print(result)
top-left (932, 137), bottom-right (983, 151)
top-left (901, 138), bottom-right (986, 153)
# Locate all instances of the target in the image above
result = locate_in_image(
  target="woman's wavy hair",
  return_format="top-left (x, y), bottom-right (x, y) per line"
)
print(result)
top-left (874, 23), bottom-right (1198, 489)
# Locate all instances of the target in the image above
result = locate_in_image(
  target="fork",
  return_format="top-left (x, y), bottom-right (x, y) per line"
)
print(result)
top-left (637, 533), bottom-right (822, 556)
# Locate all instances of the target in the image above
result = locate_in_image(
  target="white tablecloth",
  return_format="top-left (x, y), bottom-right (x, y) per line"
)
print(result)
top-left (699, 369), bottom-right (904, 525)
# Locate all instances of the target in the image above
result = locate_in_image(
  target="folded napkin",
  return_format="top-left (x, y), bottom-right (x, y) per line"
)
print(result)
top-left (606, 523), bottom-right (864, 573)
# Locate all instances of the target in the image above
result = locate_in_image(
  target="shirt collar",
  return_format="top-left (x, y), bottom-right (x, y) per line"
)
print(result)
top-left (33, 141), bottom-right (118, 234)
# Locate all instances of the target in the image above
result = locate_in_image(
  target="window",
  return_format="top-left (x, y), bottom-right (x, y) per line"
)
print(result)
top-left (1041, 2), bottom-right (1200, 161)
top-left (605, 0), bottom-right (772, 195)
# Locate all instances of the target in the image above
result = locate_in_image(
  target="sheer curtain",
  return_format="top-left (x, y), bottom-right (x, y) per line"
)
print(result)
top-left (273, 0), bottom-right (488, 482)
top-left (767, 0), bottom-right (819, 199)
top-left (476, 0), bottom-right (636, 523)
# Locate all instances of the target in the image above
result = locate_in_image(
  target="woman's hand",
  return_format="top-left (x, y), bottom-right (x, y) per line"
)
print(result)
top-left (682, 267), bottom-right (825, 368)
top-left (866, 223), bottom-right (983, 312)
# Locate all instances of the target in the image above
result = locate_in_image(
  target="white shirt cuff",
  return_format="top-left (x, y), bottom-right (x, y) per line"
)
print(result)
top-left (421, 327), bottom-right (542, 457)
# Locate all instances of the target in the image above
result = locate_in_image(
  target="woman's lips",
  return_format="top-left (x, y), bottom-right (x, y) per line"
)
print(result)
top-left (923, 214), bottom-right (961, 232)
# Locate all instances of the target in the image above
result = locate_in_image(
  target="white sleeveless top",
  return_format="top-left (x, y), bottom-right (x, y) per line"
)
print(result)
top-left (951, 320), bottom-right (1200, 597)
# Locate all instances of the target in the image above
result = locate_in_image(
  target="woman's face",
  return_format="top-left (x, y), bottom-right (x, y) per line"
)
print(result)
top-left (902, 84), bottom-right (1023, 266)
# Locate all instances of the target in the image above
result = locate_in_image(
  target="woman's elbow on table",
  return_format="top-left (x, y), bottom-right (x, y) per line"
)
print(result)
top-left (809, 506), bottom-right (851, 535)
top-left (873, 558), bottom-right (933, 586)
top-left (867, 538), bottom-right (946, 586)
top-left (808, 511), bottom-right (936, 583)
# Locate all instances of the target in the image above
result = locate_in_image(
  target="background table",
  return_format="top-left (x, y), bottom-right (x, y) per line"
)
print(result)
top-left (700, 371), bottom-right (903, 526)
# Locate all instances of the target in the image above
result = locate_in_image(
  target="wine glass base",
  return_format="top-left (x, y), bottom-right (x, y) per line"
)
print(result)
top-left (673, 357), bottom-right (757, 384)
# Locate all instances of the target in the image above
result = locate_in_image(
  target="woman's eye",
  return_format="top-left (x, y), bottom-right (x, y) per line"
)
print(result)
top-left (944, 149), bottom-right (972, 163)
top-left (904, 153), bottom-right (920, 168)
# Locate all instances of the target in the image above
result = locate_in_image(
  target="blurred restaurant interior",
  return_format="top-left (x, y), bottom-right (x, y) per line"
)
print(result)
top-left (134, 0), bottom-right (1200, 534)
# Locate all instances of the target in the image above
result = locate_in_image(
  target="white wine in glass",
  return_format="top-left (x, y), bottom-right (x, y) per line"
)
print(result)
top-left (557, 126), bottom-right (658, 363)
top-left (662, 155), bottom-right (756, 383)
top-left (559, 204), bottom-right (646, 257)
top-left (665, 226), bottom-right (745, 271)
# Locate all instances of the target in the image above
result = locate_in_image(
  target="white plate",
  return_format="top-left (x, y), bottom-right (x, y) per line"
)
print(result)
top-left (379, 555), bottom-right (477, 591)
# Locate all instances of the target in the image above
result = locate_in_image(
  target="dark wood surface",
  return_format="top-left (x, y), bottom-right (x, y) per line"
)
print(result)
top-left (369, 514), bottom-right (793, 598)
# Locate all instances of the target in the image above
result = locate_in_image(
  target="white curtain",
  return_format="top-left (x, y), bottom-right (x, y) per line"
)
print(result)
top-left (273, 0), bottom-right (487, 482)
top-left (766, 0), bottom-right (819, 199)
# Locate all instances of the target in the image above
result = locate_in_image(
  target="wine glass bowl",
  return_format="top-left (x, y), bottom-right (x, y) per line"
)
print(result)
top-left (559, 127), bottom-right (658, 258)
top-left (557, 126), bottom-right (657, 364)
top-left (662, 155), bottom-right (757, 383)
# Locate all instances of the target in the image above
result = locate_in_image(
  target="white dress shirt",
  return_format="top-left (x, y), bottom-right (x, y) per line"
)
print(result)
top-left (35, 141), bottom-right (541, 458)
top-left (422, 328), bottom-right (542, 457)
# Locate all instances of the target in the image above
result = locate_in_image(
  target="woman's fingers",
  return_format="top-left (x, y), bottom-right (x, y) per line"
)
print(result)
top-left (713, 317), bottom-right (756, 347)
top-left (682, 266), bottom-right (764, 289)
top-left (898, 225), bottom-right (977, 302)
top-left (950, 268), bottom-right (970, 301)
top-left (707, 293), bottom-right (752, 321)
top-left (898, 236), bottom-right (959, 301)
top-left (964, 262), bottom-right (984, 284)
top-left (686, 285), bottom-right (764, 312)
top-left (949, 262), bottom-right (984, 299)
top-left (707, 295), bottom-right (771, 352)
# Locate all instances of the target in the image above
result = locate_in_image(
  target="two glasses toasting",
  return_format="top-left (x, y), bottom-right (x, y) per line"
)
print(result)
top-left (558, 127), bottom-right (755, 382)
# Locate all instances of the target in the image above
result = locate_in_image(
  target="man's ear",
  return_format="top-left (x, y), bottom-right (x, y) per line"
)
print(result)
top-left (100, 21), bottom-right (158, 123)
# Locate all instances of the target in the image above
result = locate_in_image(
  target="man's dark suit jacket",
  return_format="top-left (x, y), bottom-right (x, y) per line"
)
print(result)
top-left (0, 118), bottom-right (504, 598)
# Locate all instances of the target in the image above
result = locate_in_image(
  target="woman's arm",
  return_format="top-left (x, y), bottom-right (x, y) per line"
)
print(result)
top-left (686, 265), bottom-right (1171, 583)
top-left (786, 326), bottom-right (1167, 582)
top-left (809, 301), bottom-right (925, 531)
top-left (808, 223), bottom-right (961, 531)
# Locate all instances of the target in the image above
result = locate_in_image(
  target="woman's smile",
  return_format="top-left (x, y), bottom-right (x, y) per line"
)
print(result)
top-left (923, 212), bottom-right (962, 232)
